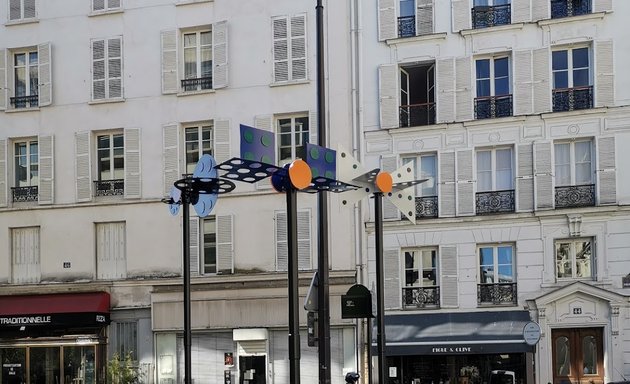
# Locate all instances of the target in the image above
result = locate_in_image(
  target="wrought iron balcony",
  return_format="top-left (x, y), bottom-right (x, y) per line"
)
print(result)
top-left (475, 94), bottom-right (513, 119)
top-left (399, 103), bottom-right (436, 128)
top-left (94, 179), bottom-right (124, 197)
top-left (555, 184), bottom-right (595, 208)
top-left (477, 282), bottom-right (517, 305)
top-left (551, 0), bottom-right (591, 18)
top-left (398, 15), bottom-right (416, 38)
top-left (11, 186), bottom-right (38, 202)
top-left (181, 76), bottom-right (213, 92)
top-left (476, 189), bottom-right (515, 215)
top-left (472, 4), bottom-right (511, 29)
top-left (10, 95), bottom-right (38, 109)
top-left (553, 86), bottom-right (593, 112)
top-left (415, 196), bottom-right (438, 218)
top-left (403, 286), bottom-right (440, 308)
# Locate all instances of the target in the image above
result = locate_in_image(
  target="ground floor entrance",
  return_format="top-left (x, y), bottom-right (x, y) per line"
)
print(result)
top-left (551, 328), bottom-right (604, 384)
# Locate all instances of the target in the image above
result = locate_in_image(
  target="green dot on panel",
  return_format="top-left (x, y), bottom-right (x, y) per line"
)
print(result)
top-left (244, 152), bottom-right (255, 161)
top-left (310, 147), bottom-right (320, 160)
top-left (311, 168), bottom-right (319, 178)
top-left (243, 130), bottom-right (254, 144)
top-left (261, 134), bottom-right (272, 147)
top-left (261, 155), bottom-right (272, 164)
top-left (325, 152), bottom-right (334, 163)
top-left (325, 171), bottom-right (334, 179)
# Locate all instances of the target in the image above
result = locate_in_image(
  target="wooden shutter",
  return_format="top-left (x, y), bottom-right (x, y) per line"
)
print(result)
top-left (12, 227), bottom-right (40, 284)
top-left (189, 217), bottom-right (200, 276)
top-left (272, 16), bottom-right (289, 83)
top-left (254, 115), bottom-right (273, 131)
top-left (309, 110), bottom-right (318, 146)
top-left (532, 47), bottom-right (551, 114)
top-left (512, 0), bottom-right (531, 23)
top-left (0, 49), bottom-right (6, 110)
top-left (381, 155), bottom-right (400, 220)
top-left (514, 50), bottom-right (533, 116)
top-left (37, 42), bottom-right (52, 107)
top-left (416, 0), bottom-right (434, 36)
top-left (108, 37), bottom-right (123, 98)
top-left (92, 39), bottom-right (106, 100)
top-left (532, 0), bottom-right (549, 20)
top-left (533, 141), bottom-right (553, 210)
top-left (96, 222), bottom-right (126, 280)
top-left (440, 245), bottom-right (458, 307)
top-left (437, 58), bottom-right (455, 123)
top-left (38, 135), bottom-right (54, 205)
top-left (378, 0), bottom-right (396, 41)
top-left (0, 140), bottom-right (6, 207)
top-left (452, 0), bottom-right (471, 32)
top-left (516, 143), bottom-right (534, 212)
top-left (383, 249), bottom-right (401, 310)
top-left (597, 136), bottom-right (616, 205)
top-left (162, 123), bottom-right (179, 196)
top-left (23, 0), bottom-right (35, 18)
top-left (455, 56), bottom-right (473, 122)
top-left (124, 128), bottom-right (141, 199)
top-left (439, 151), bottom-right (456, 217)
top-left (214, 119), bottom-right (230, 164)
top-left (9, 0), bottom-right (20, 20)
top-left (595, 40), bottom-right (614, 108)
top-left (275, 210), bottom-right (288, 271)
top-left (290, 14), bottom-right (307, 81)
top-left (212, 21), bottom-right (228, 89)
top-left (297, 210), bottom-right (311, 270)
top-left (216, 214), bottom-right (234, 274)
top-left (75, 131), bottom-right (92, 202)
top-left (593, 0), bottom-right (612, 12)
top-left (161, 30), bottom-right (178, 94)
top-left (456, 149), bottom-right (474, 216)
top-left (379, 64), bottom-right (399, 129)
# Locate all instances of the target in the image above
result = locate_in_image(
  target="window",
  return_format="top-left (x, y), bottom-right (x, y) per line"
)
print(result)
top-left (12, 50), bottom-right (38, 108)
top-left (0, 43), bottom-right (51, 110)
top-left (12, 140), bottom-right (38, 202)
top-left (478, 244), bottom-right (516, 305)
top-left (554, 140), bottom-right (594, 208)
top-left (91, 37), bottom-right (123, 101)
top-left (402, 248), bottom-right (439, 308)
top-left (189, 215), bottom-right (233, 276)
top-left (552, 47), bottom-right (592, 112)
top-left (182, 30), bottom-right (212, 91)
top-left (277, 115), bottom-right (309, 165)
top-left (202, 217), bottom-right (217, 274)
top-left (475, 56), bottom-right (512, 119)
top-left (399, 63), bottom-right (435, 127)
top-left (96, 222), bottom-right (126, 280)
top-left (401, 154), bottom-right (438, 217)
top-left (113, 321), bottom-right (138, 360)
top-left (472, 0), bottom-right (511, 28)
top-left (11, 226), bottom-right (40, 284)
top-left (476, 147), bottom-right (514, 214)
top-left (378, 0), bottom-right (434, 40)
top-left (551, 0), bottom-right (591, 18)
top-left (555, 238), bottom-right (593, 279)
top-left (275, 210), bottom-right (311, 271)
top-left (96, 133), bottom-right (124, 196)
top-left (185, 125), bottom-right (213, 174)
top-left (92, 0), bottom-right (121, 12)
top-left (272, 14), bottom-right (307, 83)
top-left (8, 0), bottom-right (35, 21)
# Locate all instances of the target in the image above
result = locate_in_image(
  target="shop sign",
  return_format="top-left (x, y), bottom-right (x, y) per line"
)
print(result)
top-left (0, 313), bottom-right (110, 329)
top-left (431, 346), bottom-right (474, 354)
top-left (0, 316), bottom-right (51, 325)
top-left (523, 322), bottom-right (541, 346)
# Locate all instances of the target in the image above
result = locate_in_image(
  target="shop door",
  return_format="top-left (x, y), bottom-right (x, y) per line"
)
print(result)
top-left (239, 356), bottom-right (266, 384)
top-left (552, 328), bottom-right (603, 384)
top-left (29, 347), bottom-right (61, 384)
top-left (63, 346), bottom-right (96, 384)
top-left (1, 348), bottom-right (26, 384)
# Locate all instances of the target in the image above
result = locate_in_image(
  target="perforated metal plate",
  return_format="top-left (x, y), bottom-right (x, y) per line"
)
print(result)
top-left (217, 157), bottom-right (283, 184)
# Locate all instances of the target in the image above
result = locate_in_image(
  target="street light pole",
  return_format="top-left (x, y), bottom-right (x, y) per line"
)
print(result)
top-left (374, 193), bottom-right (387, 384)
top-left (181, 193), bottom-right (193, 384)
top-left (287, 186), bottom-right (302, 384)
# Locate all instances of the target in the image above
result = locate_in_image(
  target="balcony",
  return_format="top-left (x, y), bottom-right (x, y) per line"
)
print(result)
top-left (552, 86), bottom-right (593, 112)
top-left (475, 95), bottom-right (513, 119)
top-left (181, 76), bottom-right (212, 92)
top-left (471, 4), bottom-right (511, 29)
top-left (477, 282), bottom-right (517, 305)
top-left (11, 186), bottom-right (38, 202)
top-left (551, 0), bottom-right (591, 18)
top-left (399, 103), bottom-right (436, 128)
top-left (475, 189), bottom-right (515, 215)
top-left (398, 16), bottom-right (416, 38)
top-left (10, 95), bottom-right (38, 109)
top-left (555, 184), bottom-right (595, 208)
top-left (415, 196), bottom-right (438, 218)
top-left (403, 286), bottom-right (440, 309)
top-left (94, 179), bottom-right (124, 197)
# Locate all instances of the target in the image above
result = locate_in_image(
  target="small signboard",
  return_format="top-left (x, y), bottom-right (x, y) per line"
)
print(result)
top-left (341, 284), bottom-right (374, 319)
top-left (523, 322), bottom-right (541, 346)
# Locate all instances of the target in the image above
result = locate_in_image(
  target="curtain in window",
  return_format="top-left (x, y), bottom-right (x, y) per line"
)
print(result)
top-left (420, 155), bottom-right (437, 196)
top-left (555, 143), bottom-right (571, 186)
top-left (477, 151), bottom-right (492, 191)
top-left (495, 148), bottom-right (512, 190)
top-left (575, 141), bottom-right (592, 184)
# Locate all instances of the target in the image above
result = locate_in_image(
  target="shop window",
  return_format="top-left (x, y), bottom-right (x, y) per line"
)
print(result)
top-left (402, 248), bottom-right (439, 308)
top-left (96, 222), bottom-right (127, 280)
top-left (555, 238), bottom-right (594, 280)
top-left (11, 226), bottom-right (40, 284)
top-left (477, 244), bottom-right (517, 305)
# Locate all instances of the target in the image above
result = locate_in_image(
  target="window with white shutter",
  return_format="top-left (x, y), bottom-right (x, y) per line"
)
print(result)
top-left (91, 37), bottom-right (123, 101)
top-left (552, 46), bottom-right (592, 112)
top-left (96, 221), bottom-right (127, 280)
top-left (554, 139), bottom-right (595, 208)
top-left (5, 43), bottom-right (51, 109)
top-left (474, 55), bottom-right (512, 119)
top-left (8, 0), bottom-right (36, 21)
top-left (196, 215), bottom-right (234, 275)
top-left (478, 244), bottom-right (517, 305)
top-left (516, 143), bottom-right (534, 212)
top-left (471, 0), bottom-right (512, 29)
top-left (383, 249), bottom-right (401, 309)
top-left (402, 248), bottom-right (439, 308)
top-left (596, 136), bottom-right (616, 205)
top-left (275, 209), bottom-right (311, 271)
top-left (475, 147), bottom-right (515, 214)
top-left (92, 0), bottom-right (122, 13)
top-left (379, 0), bottom-right (434, 40)
top-left (11, 226), bottom-right (40, 284)
top-left (11, 138), bottom-right (39, 203)
top-left (272, 14), bottom-right (307, 84)
top-left (550, 0), bottom-right (594, 19)
top-left (276, 114), bottom-right (310, 166)
top-left (401, 154), bottom-right (438, 218)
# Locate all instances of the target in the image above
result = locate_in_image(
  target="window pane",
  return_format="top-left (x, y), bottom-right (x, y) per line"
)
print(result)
top-left (497, 246), bottom-right (512, 264)
top-left (555, 336), bottom-right (571, 376)
top-left (476, 60), bottom-right (490, 79)
top-left (494, 58), bottom-right (509, 77)
top-left (183, 33), bottom-right (196, 47)
top-left (572, 48), bottom-right (589, 68)
top-left (573, 68), bottom-right (589, 87)
top-left (555, 143), bottom-right (571, 185)
top-left (479, 247), bottom-right (493, 266)
top-left (575, 241), bottom-right (591, 278)
top-left (582, 336), bottom-right (597, 375)
top-left (495, 77), bottom-right (509, 96)
top-left (497, 265), bottom-right (513, 282)
top-left (480, 266), bottom-right (494, 283)
top-left (184, 47), bottom-right (197, 78)
top-left (477, 151), bottom-right (492, 191)
top-left (200, 31), bottom-right (212, 45)
top-left (477, 79), bottom-right (491, 97)
top-left (556, 242), bottom-right (572, 278)
top-left (554, 71), bottom-right (569, 89)
top-left (113, 134), bottom-right (124, 148)
top-left (98, 135), bottom-right (110, 149)
top-left (15, 53), bottom-right (26, 66)
top-left (552, 51), bottom-right (568, 71)
top-left (203, 218), bottom-right (217, 274)
top-left (400, 0), bottom-right (415, 16)
top-left (420, 155), bottom-right (436, 196)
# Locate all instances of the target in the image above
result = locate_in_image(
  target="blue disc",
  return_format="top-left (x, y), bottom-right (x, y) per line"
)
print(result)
top-left (194, 193), bottom-right (218, 217)
top-left (193, 155), bottom-right (218, 179)
top-left (168, 187), bottom-right (181, 216)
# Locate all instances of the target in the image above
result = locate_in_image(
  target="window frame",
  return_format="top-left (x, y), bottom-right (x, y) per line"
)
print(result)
top-left (181, 28), bottom-right (213, 91)
top-left (113, 320), bottom-right (138, 361)
top-left (401, 153), bottom-right (438, 197)
top-left (477, 243), bottom-right (515, 284)
top-left (276, 114), bottom-right (310, 166)
top-left (476, 146), bottom-right (514, 192)
top-left (13, 139), bottom-right (38, 189)
top-left (96, 132), bottom-right (124, 182)
top-left (554, 139), bottom-right (593, 187)
top-left (92, 0), bottom-right (122, 13)
top-left (201, 216), bottom-right (217, 275)
top-left (554, 237), bottom-right (594, 280)
top-left (91, 36), bottom-right (123, 101)
top-left (475, 55), bottom-right (511, 98)
top-left (184, 123), bottom-right (214, 174)
top-left (403, 248), bottom-right (439, 288)
top-left (8, 0), bottom-right (36, 22)
top-left (12, 49), bottom-right (38, 98)
top-left (552, 46), bottom-right (592, 90)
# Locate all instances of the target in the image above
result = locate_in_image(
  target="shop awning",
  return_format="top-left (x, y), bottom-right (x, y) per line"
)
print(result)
top-left (373, 311), bottom-right (534, 355)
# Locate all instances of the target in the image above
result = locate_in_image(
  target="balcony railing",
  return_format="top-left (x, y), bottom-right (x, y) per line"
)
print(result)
top-left (399, 103), bottom-right (436, 128)
top-left (415, 196), bottom-right (438, 218)
top-left (551, 0), bottom-right (591, 18)
top-left (477, 282), bottom-right (517, 305)
top-left (471, 4), bottom-right (511, 29)
top-left (555, 184), bottom-right (595, 208)
top-left (475, 94), bottom-right (513, 119)
top-left (181, 76), bottom-right (213, 92)
top-left (10, 95), bottom-right (39, 109)
top-left (11, 186), bottom-right (38, 202)
top-left (398, 15), bottom-right (416, 38)
top-left (552, 86), bottom-right (593, 112)
top-left (94, 179), bottom-right (124, 197)
top-left (475, 189), bottom-right (515, 215)
top-left (403, 286), bottom-right (440, 308)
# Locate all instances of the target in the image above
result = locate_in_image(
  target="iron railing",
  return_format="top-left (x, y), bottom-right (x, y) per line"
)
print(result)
top-left (552, 86), bottom-right (593, 112)
top-left (399, 103), bottom-right (436, 127)
top-left (403, 286), bottom-right (440, 308)
top-left (11, 186), bottom-right (38, 202)
top-left (94, 179), bottom-right (124, 197)
top-left (181, 76), bottom-right (213, 92)
top-left (10, 95), bottom-right (38, 109)
top-left (551, 0), bottom-right (591, 18)
top-left (555, 184), bottom-right (595, 208)
top-left (477, 282), bottom-right (517, 305)
top-left (415, 196), bottom-right (439, 218)
top-left (475, 94), bottom-right (513, 119)
top-left (472, 4), bottom-right (511, 29)
top-left (476, 189), bottom-right (515, 214)
top-left (398, 15), bottom-right (416, 38)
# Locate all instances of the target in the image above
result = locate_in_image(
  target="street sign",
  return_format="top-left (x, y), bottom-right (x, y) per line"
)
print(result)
top-left (523, 321), bottom-right (541, 346)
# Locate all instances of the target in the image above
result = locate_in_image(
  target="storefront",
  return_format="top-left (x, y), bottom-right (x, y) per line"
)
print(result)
top-left (376, 311), bottom-right (535, 384)
top-left (0, 292), bottom-right (111, 384)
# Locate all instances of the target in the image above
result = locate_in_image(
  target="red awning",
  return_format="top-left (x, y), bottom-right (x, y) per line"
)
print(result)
top-left (0, 292), bottom-right (110, 316)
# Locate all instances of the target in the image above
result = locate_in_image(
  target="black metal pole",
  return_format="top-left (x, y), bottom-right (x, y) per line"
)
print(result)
top-left (287, 186), bottom-right (301, 384)
top-left (367, 317), bottom-right (373, 384)
top-left (374, 193), bottom-right (386, 384)
top-left (182, 192), bottom-right (192, 384)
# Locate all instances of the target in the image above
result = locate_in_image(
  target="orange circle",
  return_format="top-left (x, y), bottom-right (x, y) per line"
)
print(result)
top-left (376, 172), bottom-right (393, 193)
top-left (289, 159), bottom-right (312, 190)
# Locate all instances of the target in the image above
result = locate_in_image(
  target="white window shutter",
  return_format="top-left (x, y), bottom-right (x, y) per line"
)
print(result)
top-left (23, 0), bottom-right (35, 18)
top-left (0, 49), bottom-right (6, 110)
top-left (92, 39), bottom-right (106, 100)
top-left (254, 115), bottom-right (273, 131)
top-left (383, 249), bottom-right (401, 310)
top-left (456, 149), bottom-right (474, 216)
top-left (593, 0), bottom-right (612, 12)
top-left (512, 0), bottom-right (531, 23)
top-left (516, 143), bottom-right (534, 212)
top-left (381, 155), bottom-right (400, 220)
top-left (109, 0), bottom-right (121, 9)
top-left (514, 50), bottom-right (533, 116)
top-left (439, 151), bottom-right (456, 217)
top-left (416, 0), bottom-right (434, 36)
top-left (378, 0), bottom-right (396, 41)
top-left (38, 135), bottom-right (54, 205)
top-left (216, 214), bottom-right (234, 274)
top-left (9, 0), bottom-right (20, 20)
top-left (532, 47), bottom-right (551, 114)
top-left (440, 245), bottom-right (458, 308)
top-left (124, 128), bottom-right (141, 199)
top-left (212, 21), bottom-right (228, 89)
top-left (272, 17), bottom-right (289, 83)
top-left (455, 56), bottom-right (473, 122)
top-left (37, 43), bottom-right (52, 107)
top-left (75, 131), bottom-right (92, 202)
top-left (532, 0), bottom-right (549, 20)
top-left (595, 40), bottom-right (614, 108)
top-left (290, 14), bottom-right (307, 81)
top-left (0, 140), bottom-right (6, 207)
top-left (379, 64), bottom-right (399, 129)
top-left (437, 58), bottom-right (455, 123)
top-left (161, 30), bottom-right (178, 94)
top-left (297, 210), bottom-right (311, 270)
top-left (189, 217), bottom-right (200, 276)
top-left (309, 110), bottom-right (318, 145)
top-left (93, 0), bottom-right (105, 11)
top-left (214, 119), bottom-right (230, 164)
top-left (12, 227), bottom-right (40, 284)
top-left (597, 136), bottom-right (616, 205)
top-left (162, 123), bottom-right (180, 196)
top-left (275, 211), bottom-right (288, 271)
top-left (108, 37), bottom-right (123, 98)
top-left (533, 140), bottom-right (553, 210)
top-left (96, 222), bottom-right (126, 280)
top-left (452, 0), bottom-right (471, 32)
